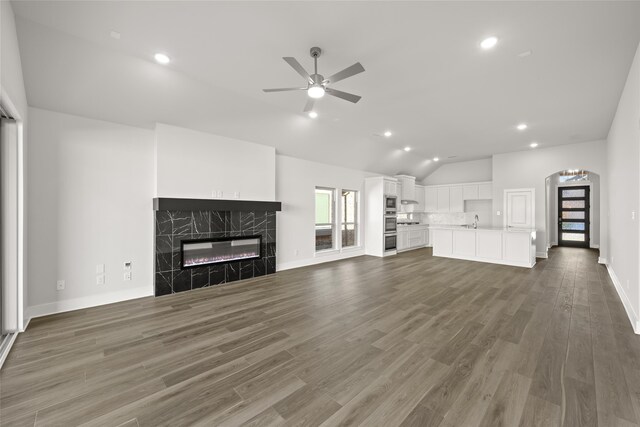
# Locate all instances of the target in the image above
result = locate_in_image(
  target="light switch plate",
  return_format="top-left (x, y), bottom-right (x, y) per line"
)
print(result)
top-left (96, 264), bottom-right (105, 274)
top-left (56, 280), bottom-right (65, 290)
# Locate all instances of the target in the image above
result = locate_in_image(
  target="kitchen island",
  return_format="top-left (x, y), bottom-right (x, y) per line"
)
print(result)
top-left (430, 225), bottom-right (536, 268)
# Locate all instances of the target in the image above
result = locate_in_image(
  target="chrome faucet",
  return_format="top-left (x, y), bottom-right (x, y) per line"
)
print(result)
top-left (473, 214), bottom-right (479, 229)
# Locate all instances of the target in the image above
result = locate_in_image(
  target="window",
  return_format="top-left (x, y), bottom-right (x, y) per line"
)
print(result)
top-left (341, 190), bottom-right (358, 248)
top-left (315, 187), bottom-right (336, 251)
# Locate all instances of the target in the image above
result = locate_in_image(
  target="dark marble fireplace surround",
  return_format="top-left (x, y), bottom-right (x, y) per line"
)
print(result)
top-left (154, 198), bottom-right (280, 297)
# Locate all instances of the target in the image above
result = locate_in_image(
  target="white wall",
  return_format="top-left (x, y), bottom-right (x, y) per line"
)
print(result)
top-left (155, 123), bottom-right (275, 201)
top-left (27, 108), bottom-right (155, 316)
top-left (492, 140), bottom-right (608, 258)
top-left (606, 41), bottom-right (640, 332)
top-left (1, 0), bottom-right (28, 328)
top-left (276, 155), bottom-right (375, 270)
top-left (422, 158), bottom-right (492, 185)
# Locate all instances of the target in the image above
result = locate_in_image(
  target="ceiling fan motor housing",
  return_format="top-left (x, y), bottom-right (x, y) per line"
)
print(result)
top-left (310, 47), bottom-right (322, 58)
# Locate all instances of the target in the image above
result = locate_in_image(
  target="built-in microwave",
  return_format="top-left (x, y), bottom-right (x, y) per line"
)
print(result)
top-left (384, 215), bottom-right (397, 233)
top-left (384, 233), bottom-right (397, 252)
top-left (385, 195), bottom-right (397, 212)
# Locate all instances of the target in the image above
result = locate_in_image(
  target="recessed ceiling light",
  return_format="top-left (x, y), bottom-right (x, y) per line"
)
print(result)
top-left (110, 31), bottom-right (121, 40)
top-left (384, 131), bottom-right (392, 137)
top-left (480, 36), bottom-right (498, 50)
top-left (517, 123), bottom-right (528, 131)
top-left (404, 146), bottom-right (411, 152)
top-left (154, 53), bottom-right (171, 64)
top-left (433, 157), bottom-right (440, 162)
top-left (530, 142), bottom-right (539, 148)
top-left (308, 111), bottom-right (318, 119)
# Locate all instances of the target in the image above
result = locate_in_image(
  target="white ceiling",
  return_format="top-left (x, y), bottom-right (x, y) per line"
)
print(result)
top-left (11, 1), bottom-right (640, 179)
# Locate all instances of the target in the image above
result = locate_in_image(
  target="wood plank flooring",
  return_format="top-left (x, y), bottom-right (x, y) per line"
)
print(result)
top-left (2, 247), bottom-right (640, 426)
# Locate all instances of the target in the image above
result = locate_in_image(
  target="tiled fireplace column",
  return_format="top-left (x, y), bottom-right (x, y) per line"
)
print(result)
top-left (153, 198), bottom-right (281, 297)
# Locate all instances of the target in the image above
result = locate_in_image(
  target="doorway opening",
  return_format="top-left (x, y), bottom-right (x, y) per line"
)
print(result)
top-left (545, 169), bottom-right (600, 252)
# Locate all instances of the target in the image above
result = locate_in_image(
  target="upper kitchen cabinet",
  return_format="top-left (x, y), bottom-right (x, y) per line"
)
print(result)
top-left (463, 184), bottom-right (478, 200)
top-left (424, 181), bottom-right (493, 212)
top-left (415, 185), bottom-right (425, 212)
top-left (383, 178), bottom-right (398, 196)
top-left (425, 187), bottom-right (437, 212)
top-left (462, 182), bottom-right (493, 200)
top-left (436, 187), bottom-right (450, 212)
top-left (478, 183), bottom-right (492, 199)
top-left (449, 186), bottom-right (464, 212)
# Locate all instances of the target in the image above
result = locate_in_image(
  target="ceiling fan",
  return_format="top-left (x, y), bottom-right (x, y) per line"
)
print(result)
top-left (263, 47), bottom-right (365, 113)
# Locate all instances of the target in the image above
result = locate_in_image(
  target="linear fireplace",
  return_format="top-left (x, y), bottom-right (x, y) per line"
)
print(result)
top-left (153, 198), bottom-right (281, 297)
top-left (181, 236), bottom-right (262, 268)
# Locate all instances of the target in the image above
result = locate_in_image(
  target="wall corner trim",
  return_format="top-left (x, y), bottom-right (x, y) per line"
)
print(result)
top-left (605, 263), bottom-right (640, 335)
top-left (536, 251), bottom-right (548, 259)
top-left (25, 287), bottom-right (153, 323)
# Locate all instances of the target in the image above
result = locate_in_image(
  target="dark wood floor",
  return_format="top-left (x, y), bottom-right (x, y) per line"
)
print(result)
top-left (2, 247), bottom-right (640, 426)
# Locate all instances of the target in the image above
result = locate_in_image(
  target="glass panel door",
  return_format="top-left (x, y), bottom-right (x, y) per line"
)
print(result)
top-left (558, 185), bottom-right (590, 248)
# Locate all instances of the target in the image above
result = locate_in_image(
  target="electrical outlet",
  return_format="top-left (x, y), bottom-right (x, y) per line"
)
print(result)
top-left (124, 272), bottom-right (132, 281)
top-left (233, 191), bottom-right (240, 199)
top-left (294, 249), bottom-right (299, 256)
top-left (97, 274), bottom-right (105, 285)
top-left (632, 211), bottom-right (636, 220)
top-left (96, 264), bottom-right (105, 274)
top-left (217, 190), bottom-right (223, 198)
top-left (497, 211), bottom-right (501, 216)
top-left (56, 280), bottom-right (65, 291)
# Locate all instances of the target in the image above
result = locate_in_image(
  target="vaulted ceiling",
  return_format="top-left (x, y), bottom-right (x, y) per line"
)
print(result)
top-left (11, 1), bottom-right (640, 179)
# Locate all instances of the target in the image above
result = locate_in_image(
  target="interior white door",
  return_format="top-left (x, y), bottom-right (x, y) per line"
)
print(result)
top-left (505, 189), bottom-right (535, 229)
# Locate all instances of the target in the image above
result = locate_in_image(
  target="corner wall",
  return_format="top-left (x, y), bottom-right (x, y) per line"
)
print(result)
top-left (26, 108), bottom-right (155, 317)
top-left (492, 140), bottom-right (608, 258)
top-left (276, 155), bottom-right (375, 270)
top-left (606, 41), bottom-right (640, 333)
top-left (422, 158), bottom-right (492, 185)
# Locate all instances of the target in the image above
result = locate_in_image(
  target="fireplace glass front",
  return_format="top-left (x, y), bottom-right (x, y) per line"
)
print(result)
top-left (181, 236), bottom-right (262, 268)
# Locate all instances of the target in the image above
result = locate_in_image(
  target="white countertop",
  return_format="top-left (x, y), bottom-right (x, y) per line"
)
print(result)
top-left (428, 225), bottom-right (535, 233)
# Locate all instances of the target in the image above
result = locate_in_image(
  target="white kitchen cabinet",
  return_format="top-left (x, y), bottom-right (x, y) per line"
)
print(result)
top-left (453, 229), bottom-right (476, 257)
top-left (463, 185), bottom-right (479, 200)
top-left (383, 179), bottom-right (398, 196)
top-left (478, 183), bottom-right (492, 200)
top-left (425, 187), bottom-right (437, 212)
top-left (432, 229), bottom-right (453, 255)
top-left (476, 230), bottom-right (502, 260)
top-left (436, 187), bottom-right (450, 212)
top-left (415, 185), bottom-right (425, 212)
top-left (449, 186), bottom-right (464, 212)
top-left (397, 230), bottom-right (409, 251)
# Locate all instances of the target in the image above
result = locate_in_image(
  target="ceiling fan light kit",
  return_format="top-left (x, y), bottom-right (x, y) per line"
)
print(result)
top-left (263, 46), bottom-right (365, 112)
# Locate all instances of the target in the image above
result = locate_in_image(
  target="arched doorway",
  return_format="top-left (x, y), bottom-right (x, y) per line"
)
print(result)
top-left (545, 169), bottom-right (601, 250)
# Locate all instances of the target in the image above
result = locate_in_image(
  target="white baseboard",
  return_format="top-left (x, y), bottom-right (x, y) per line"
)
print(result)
top-left (598, 257), bottom-right (607, 265)
top-left (590, 244), bottom-right (600, 249)
top-left (536, 251), bottom-right (548, 259)
top-left (26, 286), bottom-right (153, 321)
top-left (278, 249), bottom-right (365, 271)
top-left (605, 263), bottom-right (640, 334)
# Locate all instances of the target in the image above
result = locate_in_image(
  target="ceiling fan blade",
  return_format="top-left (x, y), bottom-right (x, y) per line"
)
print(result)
top-left (323, 62), bottom-right (365, 84)
top-left (325, 88), bottom-right (362, 103)
top-left (283, 57), bottom-right (314, 84)
top-left (303, 99), bottom-right (315, 113)
top-left (262, 87), bottom-right (306, 92)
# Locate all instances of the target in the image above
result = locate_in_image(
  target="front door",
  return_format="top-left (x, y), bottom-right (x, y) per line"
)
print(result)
top-left (558, 186), bottom-right (590, 248)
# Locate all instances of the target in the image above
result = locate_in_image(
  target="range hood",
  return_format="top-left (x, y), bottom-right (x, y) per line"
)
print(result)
top-left (401, 198), bottom-right (418, 205)
top-left (395, 175), bottom-right (418, 205)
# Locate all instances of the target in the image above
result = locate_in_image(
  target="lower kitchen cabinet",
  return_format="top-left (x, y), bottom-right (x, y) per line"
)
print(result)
top-left (397, 226), bottom-right (429, 252)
